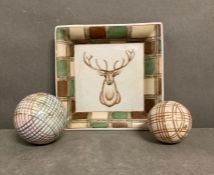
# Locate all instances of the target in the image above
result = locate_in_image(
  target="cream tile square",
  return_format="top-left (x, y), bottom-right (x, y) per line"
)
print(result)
top-left (61, 100), bottom-right (71, 112)
top-left (69, 27), bottom-right (85, 40)
top-left (70, 122), bottom-right (88, 128)
top-left (70, 61), bottom-right (75, 77)
top-left (56, 42), bottom-right (71, 57)
top-left (144, 77), bottom-right (156, 95)
top-left (131, 25), bottom-right (155, 38)
top-left (91, 112), bottom-right (109, 120)
top-left (62, 101), bottom-right (68, 110)
top-left (132, 122), bottom-right (146, 128)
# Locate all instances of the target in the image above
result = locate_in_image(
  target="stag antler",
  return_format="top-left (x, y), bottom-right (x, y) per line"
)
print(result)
top-left (112, 49), bottom-right (135, 71)
top-left (83, 52), bottom-right (108, 71)
top-left (83, 50), bottom-right (135, 72)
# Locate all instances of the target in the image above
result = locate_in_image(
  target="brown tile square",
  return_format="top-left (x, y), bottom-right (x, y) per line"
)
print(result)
top-left (57, 80), bottom-right (67, 97)
top-left (145, 40), bottom-right (156, 55)
top-left (112, 122), bottom-right (128, 128)
top-left (89, 27), bottom-right (106, 39)
top-left (131, 111), bottom-right (147, 119)
top-left (71, 100), bottom-right (75, 113)
top-left (145, 99), bottom-right (156, 113)
top-left (158, 78), bottom-right (162, 95)
top-left (72, 112), bottom-right (88, 120)
top-left (155, 24), bottom-right (161, 36)
top-left (70, 45), bottom-right (74, 57)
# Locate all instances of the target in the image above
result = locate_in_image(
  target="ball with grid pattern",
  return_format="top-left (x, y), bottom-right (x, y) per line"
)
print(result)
top-left (14, 93), bottom-right (67, 145)
top-left (147, 101), bottom-right (192, 144)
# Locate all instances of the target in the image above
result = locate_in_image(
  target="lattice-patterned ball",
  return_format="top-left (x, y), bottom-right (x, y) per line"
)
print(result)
top-left (147, 101), bottom-right (192, 144)
top-left (14, 93), bottom-right (67, 145)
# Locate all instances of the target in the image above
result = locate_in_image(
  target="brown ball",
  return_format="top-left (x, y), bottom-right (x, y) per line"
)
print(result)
top-left (147, 101), bottom-right (192, 143)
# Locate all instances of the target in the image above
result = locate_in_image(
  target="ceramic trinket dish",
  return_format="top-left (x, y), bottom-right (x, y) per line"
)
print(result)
top-left (55, 22), bottom-right (164, 130)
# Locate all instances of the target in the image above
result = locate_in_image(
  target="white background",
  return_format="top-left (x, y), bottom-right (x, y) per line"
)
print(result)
top-left (75, 43), bottom-right (144, 112)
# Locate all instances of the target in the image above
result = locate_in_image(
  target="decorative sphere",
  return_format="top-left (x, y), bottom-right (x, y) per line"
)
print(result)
top-left (147, 101), bottom-right (192, 144)
top-left (14, 93), bottom-right (67, 145)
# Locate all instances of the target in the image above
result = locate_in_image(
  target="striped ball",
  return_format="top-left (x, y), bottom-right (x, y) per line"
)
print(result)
top-left (14, 93), bottom-right (67, 144)
top-left (147, 101), bottom-right (192, 143)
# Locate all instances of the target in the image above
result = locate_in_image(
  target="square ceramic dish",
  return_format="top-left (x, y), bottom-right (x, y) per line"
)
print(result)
top-left (55, 22), bottom-right (164, 130)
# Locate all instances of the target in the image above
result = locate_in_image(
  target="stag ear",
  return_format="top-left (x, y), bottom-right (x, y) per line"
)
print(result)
top-left (98, 70), bottom-right (106, 76)
top-left (113, 70), bottom-right (121, 77)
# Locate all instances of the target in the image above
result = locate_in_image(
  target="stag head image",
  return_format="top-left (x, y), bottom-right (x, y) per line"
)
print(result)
top-left (83, 50), bottom-right (135, 107)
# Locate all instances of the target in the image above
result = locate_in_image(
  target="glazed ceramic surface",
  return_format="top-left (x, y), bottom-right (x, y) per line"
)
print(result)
top-left (148, 101), bottom-right (192, 143)
top-left (14, 93), bottom-right (67, 144)
top-left (55, 23), bottom-right (164, 130)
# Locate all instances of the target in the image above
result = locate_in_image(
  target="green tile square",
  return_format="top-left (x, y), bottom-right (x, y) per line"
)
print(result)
top-left (108, 26), bottom-right (128, 39)
top-left (112, 112), bottom-right (128, 119)
top-left (56, 28), bottom-right (65, 40)
top-left (57, 60), bottom-right (69, 77)
top-left (91, 122), bottom-right (108, 128)
top-left (68, 79), bottom-right (75, 97)
top-left (145, 58), bottom-right (155, 75)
